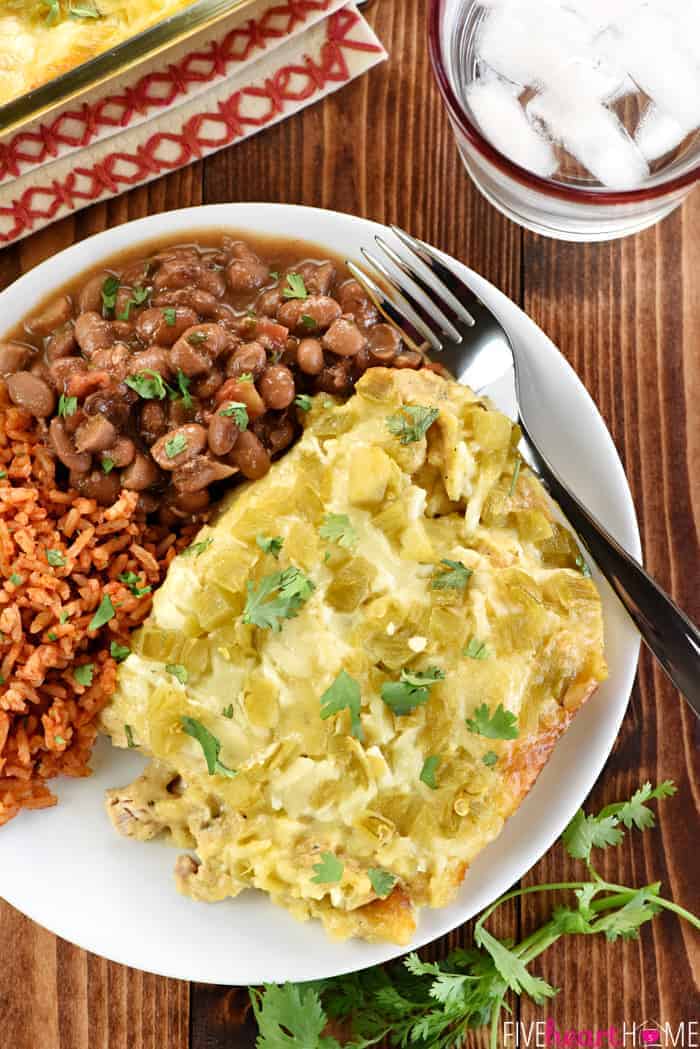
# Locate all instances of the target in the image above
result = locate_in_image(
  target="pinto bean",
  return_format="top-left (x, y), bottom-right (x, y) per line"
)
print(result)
top-left (74, 415), bottom-right (117, 454)
top-left (25, 295), bottom-right (72, 337)
top-left (136, 306), bottom-right (198, 347)
top-left (46, 326), bottom-right (77, 361)
top-left (367, 323), bottom-right (401, 363)
top-left (168, 398), bottom-right (194, 428)
top-left (191, 371), bottom-right (223, 400)
top-left (49, 418), bottom-right (91, 472)
top-left (128, 347), bottom-right (173, 379)
top-left (151, 287), bottom-right (221, 318)
top-left (394, 349), bottom-right (423, 369)
top-left (140, 401), bottom-right (169, 443)
top-left (277, 295), bottom-right (342, 332)
top-left (322, 317), bottom-right (367, 357)
top-left (84, 388), bottom-right (133, 428)
top-left (137, 492), bottom-right (161, 515)
top-left (66, 370), bottom-right (111, 400)
top-left (172, 455), bottom-right (238, 493)
top-left (226, 243), bottom-right (269, 291)
top-left (208, 412), bottom-right (239, 456)
top-left (259, 364), bottom-right (295, 410)
top-left (120, 453), bottom-right (161, 491)
top-left (170, 340), bottom-right (209, 377)
top-left (151, 423), bottom-right (207, 471)
top-left (256, 287), bottom-right (282, 316)
top-left (174, 489), bottom-right (211, 514)
top-left (171, 324), bottom-right (230, 375)
top-left (229, 430), bottom-right (270, 480)
top-left (337, 279), bottom-right (379, 328)
top-left (48, 357), bottom-right (86, 393)
top-left (0, 341), bottom-right (33, 374)
top-left (153, 260), bottom-right (225, 298)
top-left (74, 468), bottom-right (122, 506)
top-left (7, 372), bottom-right (56, 417)
top-left (266, 416), bottom-right (296, 455)
top-left (78, 273), bottom-right (109, 315)
top-left (74, 312), bottom-right (115, 356)
top-left (90, 344), bottom-right (131, 380)
top-left (296, 337), bottom-right (324, 375)
top-left (120, 260), bottom-right (152, 287)
top-left (108, 436), bottom-right (136, 468)
top-left (294, 261), bottom-right (336, 296)
top-left (214, 378), bottom-right (266, 419)
top-left (315, 360), bottom-right (353, 397)
top-left (226, 341), bottom-right (267, 379)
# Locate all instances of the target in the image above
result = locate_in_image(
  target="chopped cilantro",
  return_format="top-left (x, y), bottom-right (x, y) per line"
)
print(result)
top-left (432, 559), bottom-right (472, 591)
top-left (173, 370), bottom-right (192, 410)
top-left (57, 394), bottom-right (77, 417)
top-left (47, 631), bottom-right (57, 641)
top-left (88, 594), bottom-right (115, 631)
top-left (101, 457), bottom-right (115, 474)
top-left (125, 369), bottom-right (168, 401)
top-left (187, 331), bottom-right (208, 346)
top-left (575, 552), bottom-right (592, 578)
top-left (222, 704), bottom-right (234, 719)
top-left (59, 610), bottom-right (70, 624)
top-left (294, 393), bottom-right (313, 412)
top-left (181, 538), bottom-right (213, 558)
top-left (181, 716), bottom-right (236, 778)
top-left (319, 513), bottom-right (358, 549)
top-left (118, 571), bottom-right (152, 597)
top-left (110, 641), bottom-right (130, 663)
top-left (242, 566), bottom-right (315, 632)
top-left (166, 663), bottom-right (188, 684)
top-left (237, 372), bottom-right (254, 384)
top-left (116, 284), bottom-right (149, 321)
top-left (420, 755), bottom-right (440, 789)
top-left (311, 852), bottom-right (344, 885)
top-left (0, 470), bottom-right (6, 479)
top-left (74, 663), bottom-right (94, 687)
top-left (46, 549), bottom-right (65, 567)
top-left (256, 534), bottom-right (284, 559)
top-left (282, 273), bottom-right (308, 300)
top-left (269, 271), bottom-right (279, 280)
top-left (101, 275), bottom-right (119, 313)
top-left (466, 702), bottom-right (519, 740)
top-left (368, 868), bottom-right (397, 898)
top-left (380, 666), bottom-right (444, 716)
top-left (386, 405), bottom-right (439, 444)
top-left (219, 401), bottom-right (249, 429)
top-left (464, 637), bottom-right (489, 660)
top-left (483, 750), bottom-right (498, 767)
top-left (162, 307), bottom-right (177, 326)
top-left (319, 669), bottom-right (363, 741)
top-left (300, 314), bottom-right (316, 329)
top-left (8, 573), bottom-right (22, 586)
top-left (164, 433), bottom-right (187, 459)
top-left (54, 735), bottom-right (65, 745)
top-left (124, 723), bottom-right (136, 748)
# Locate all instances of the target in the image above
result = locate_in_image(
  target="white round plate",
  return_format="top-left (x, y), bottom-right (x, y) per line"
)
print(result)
top-left (0, 204), bottom-right (640, 985)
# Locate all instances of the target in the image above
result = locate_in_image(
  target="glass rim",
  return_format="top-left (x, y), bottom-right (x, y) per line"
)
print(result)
top-left (428, 0), bottom-right (700, 206)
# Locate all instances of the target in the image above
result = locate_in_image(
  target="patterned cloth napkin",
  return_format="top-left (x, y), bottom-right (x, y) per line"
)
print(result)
top-left (0, 0), bottom-right (385, 246)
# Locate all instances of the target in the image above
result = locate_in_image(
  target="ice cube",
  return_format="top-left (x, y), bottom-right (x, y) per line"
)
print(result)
top-left (528, 85), bottom-right (649, 188)
top-left (466, 76), bottom-right (558, 177)
top-left (604, 7), bottom-right (700, 129)
top-left (635, 104), bottom-right (688, 162)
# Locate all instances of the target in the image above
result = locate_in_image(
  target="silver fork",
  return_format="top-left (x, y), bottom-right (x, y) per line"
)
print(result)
top-left (348, 227), bottom-right (700, 716)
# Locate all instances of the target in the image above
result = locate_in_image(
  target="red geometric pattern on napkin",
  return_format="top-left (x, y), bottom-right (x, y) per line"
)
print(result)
top-left (0, 9), bottom-right (381, 244)
top-left (0, 0), bottom-right (337, 183)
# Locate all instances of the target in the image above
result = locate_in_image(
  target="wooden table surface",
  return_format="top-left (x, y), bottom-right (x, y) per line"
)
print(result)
top-left (0, 1), bottom-right (698, 1045)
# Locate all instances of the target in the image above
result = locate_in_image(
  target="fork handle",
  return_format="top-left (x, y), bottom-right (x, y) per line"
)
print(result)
top-left (521, 429), bottom-right (700, 716)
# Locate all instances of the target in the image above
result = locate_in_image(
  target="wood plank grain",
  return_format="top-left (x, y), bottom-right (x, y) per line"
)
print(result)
top-left (518, 195), bottom-right (700, 1041)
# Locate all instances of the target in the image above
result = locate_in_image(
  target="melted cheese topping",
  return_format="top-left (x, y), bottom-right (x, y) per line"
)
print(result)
top-left (101, 368), bottom-right (607, 944)
top-left (0, 0), bottom-right (193, 107)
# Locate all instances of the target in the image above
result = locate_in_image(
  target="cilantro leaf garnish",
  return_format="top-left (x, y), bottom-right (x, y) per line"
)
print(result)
top-left (575, 551), bottom-right (592, 578)
top-left (419, 755), bottom-right (440, 789)
top-left (380, 666), bottom-right (444, 716)
top-left (282, 273), bottom-right (308, 300)
top-left (319, 669), bottom-right (363, 741)
top-left (243, 566), bottom-right (315, 631)
top-left (482, 750), bottom-right (498, 767)
top-left (256, 534), bottom-right (284, 559)
top-left (163, 307), bottom-right (177, 326)
top-left (464, 637), bottom-right (489, 659)
top-left (69, 1), bottom-right (101, 20)
top-left (118, 571), bottom-right (152, 597)
top-left (219, 401), bottom-right (249, 429)
top-left (165, 433), bottom-right (188, 459)
top-left (74, 663), bottom-right (94, 687)
top-left (311, 852), bottom-right (344, 885)
top-left (166, 663), bottom-right (188, 685)
top-left (222, 704), bottom-right (234, 719)
top-left (187, 330), bottom-right (209, 346)
top-left (101, 457), bottom-right (115, 474)
top-left (46, 549), bottom-right (65, 567)
top-left (116, 284), bottom-right (149, 321)
top-left (110, 641), bottom-right (130, 663)
top-left (8, 573), bottom-right (22, 586)
top-left (294, 393), bottom-right (312, 412)
top-left (466, 702), bottom-right (519, 740)
top-left (58, 394), bottom-right (77, 418)
top-left (101, 275), bottom-right (119, 313)
top-left (181, 538), bottom-right (213, 558)
top-left (125, 369), bottom-right (168, 401)
top-left (319, 513), bottom-right (358, 549)
top-left (181, 716), bottom-right (236, 778)
top-left (386, 404), bottom-right (439, 444)
top-left (432, 559), bottom-right (472, 591)
top-left (173, 370), bottom-right (192, 410)
top-left (368, 868), bottom-right (397, 898)
top-left (88, 594), bottom-right (115, 631)
top-left (124, 723), bottom-right (136, 748)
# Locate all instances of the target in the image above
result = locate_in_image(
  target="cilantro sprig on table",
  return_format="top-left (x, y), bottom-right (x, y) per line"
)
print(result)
top-left (249, 782), bottom-right (699, 1049)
